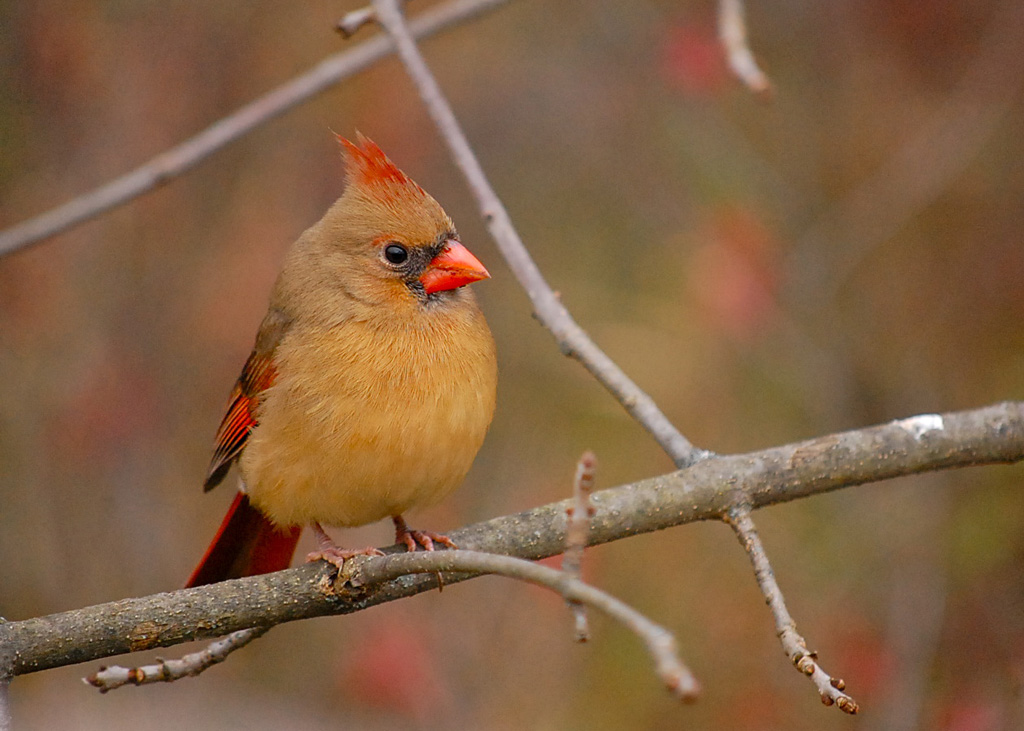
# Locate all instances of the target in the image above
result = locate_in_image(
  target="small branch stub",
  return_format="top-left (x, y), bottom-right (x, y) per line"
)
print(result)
top-left (337, 7), bottom-right (377, 38)
top-left (564, 451), bottom-right (597, 641)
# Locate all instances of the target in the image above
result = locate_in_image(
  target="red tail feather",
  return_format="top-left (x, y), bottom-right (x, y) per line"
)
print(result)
top-left (186, 492), bottom-right (302, 588)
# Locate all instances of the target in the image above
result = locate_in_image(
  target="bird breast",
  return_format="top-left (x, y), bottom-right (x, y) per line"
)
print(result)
top-left (239, 301), bottom-right (496, 529)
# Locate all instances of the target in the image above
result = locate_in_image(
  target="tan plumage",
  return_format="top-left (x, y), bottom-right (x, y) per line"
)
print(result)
top-left (244, 285), bottom-right (495, 528)
top-left (187, 135), bottom-right (496, 587)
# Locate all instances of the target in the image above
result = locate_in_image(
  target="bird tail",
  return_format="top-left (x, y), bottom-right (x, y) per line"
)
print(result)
top-left (186, 492), bottom-right (302, 588)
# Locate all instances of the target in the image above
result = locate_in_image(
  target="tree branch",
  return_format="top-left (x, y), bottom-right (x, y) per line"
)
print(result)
top-left (725, 505), bottom-right (858, 713)
top-left (369, 0), bottom-right (705, 468)
top-left (0, 0), bottom-right (514, 258)
top-left (1, 401), bottom-right (1020, 677)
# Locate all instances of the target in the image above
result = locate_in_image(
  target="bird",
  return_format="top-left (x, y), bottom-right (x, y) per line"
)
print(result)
top-left (186, 134), bottom-right (497, 588)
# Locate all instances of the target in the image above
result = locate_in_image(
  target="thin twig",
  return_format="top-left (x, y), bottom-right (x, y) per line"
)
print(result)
top-left (718, 0), bottom-right (772, 97)
top-left (84, 627), bottom-right (266, 692)
top-left (725, 505), bottom-right (859, 714)
top-left (369, 0), bottom-right (706, 469)
top-left (344, 549), bottom-right (700, 701)
top-left (563, 451), bottom-right (597, 641)
top-left (0, 0), bottom-right (513, 258)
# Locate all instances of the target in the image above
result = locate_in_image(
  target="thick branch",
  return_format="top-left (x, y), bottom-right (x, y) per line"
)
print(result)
top-left (1, 402), bottom-right (1020, 677)
top-left (0, 0), bottom-right (513, 258)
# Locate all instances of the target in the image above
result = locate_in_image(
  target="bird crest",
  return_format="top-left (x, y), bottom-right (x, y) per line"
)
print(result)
top-left (333, 132), bottom-right (452, 245)
top-left (337, 133), bottom-right (427, 198)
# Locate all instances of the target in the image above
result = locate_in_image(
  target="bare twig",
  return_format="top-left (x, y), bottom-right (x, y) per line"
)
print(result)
top-left (369, 0), bottom-right (706, 469)
top-left (563, 451), bottom-right (597, 641)
top-left (84, 627), bottom-right (266, 692)
top-left (0, 0), bottom-right (513, 258)
top-left (345, 549), bottom-right (700, 701)
top-left (725, 505), bottom-right (858, 714)
top-left (718, 0), bottom-right (772, 96)
top-left (2, 402), bottom-right (1020, 679)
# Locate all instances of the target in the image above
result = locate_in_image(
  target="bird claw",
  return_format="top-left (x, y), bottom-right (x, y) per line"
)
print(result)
top-left (393, 515), bottom-right (457, 553)
top-left (306, 522), bottom-right (383, 571)
top-left (305, 545), bottom-right (384, 571)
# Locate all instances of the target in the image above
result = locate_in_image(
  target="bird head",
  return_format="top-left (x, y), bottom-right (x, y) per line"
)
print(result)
top-left (291, 134), bottom-right (489, 318)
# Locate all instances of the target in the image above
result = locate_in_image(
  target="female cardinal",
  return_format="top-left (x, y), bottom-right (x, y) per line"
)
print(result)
top-left (186, 135), bottom-right (497, 587)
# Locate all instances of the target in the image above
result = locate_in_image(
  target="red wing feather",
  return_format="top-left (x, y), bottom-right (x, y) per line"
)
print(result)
top-left (204, 348), bottom-right (277, 490)
top-left (191, 309), bottom-right (294, 587)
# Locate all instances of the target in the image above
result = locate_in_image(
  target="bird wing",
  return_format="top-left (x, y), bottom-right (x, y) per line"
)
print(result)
top-left (204, 309), bottom-right (290, 491)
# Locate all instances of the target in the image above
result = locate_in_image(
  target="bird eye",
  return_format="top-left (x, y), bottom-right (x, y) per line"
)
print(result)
top-left (383, 243), bottom-right (409, 265)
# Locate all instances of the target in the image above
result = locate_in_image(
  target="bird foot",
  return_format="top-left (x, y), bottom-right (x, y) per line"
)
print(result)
top-left (305, 522), bottom-right (383, 571)
top-left (392, 515), bottom-right (457, 553)
top-left (305, 545), bottom-right (384, 570)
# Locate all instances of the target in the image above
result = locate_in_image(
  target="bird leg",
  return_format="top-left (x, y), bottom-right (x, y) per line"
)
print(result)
top-left (305, 522), bottom-right (383, 571)
top-left (392, 515), bottom-right (457, 552)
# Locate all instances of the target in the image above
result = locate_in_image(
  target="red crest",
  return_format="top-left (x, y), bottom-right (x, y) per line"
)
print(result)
top-left (337, 133), bottom-right (424, 194)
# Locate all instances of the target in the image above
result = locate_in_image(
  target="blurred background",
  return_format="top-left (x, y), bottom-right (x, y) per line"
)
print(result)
top-left (2, 0), bottom-right (1023, 728)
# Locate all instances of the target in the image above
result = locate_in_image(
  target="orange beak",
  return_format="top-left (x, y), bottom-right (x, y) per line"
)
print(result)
top-left (419, 240), bottom-right (490, 295)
